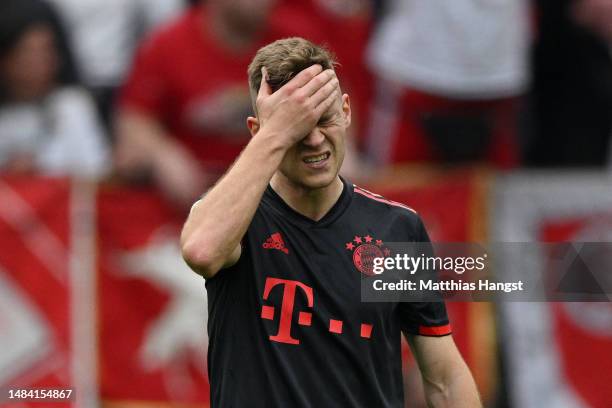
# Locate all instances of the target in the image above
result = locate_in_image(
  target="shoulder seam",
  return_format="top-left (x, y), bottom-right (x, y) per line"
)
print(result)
top-left (353, 185), bottom-right (417, 214)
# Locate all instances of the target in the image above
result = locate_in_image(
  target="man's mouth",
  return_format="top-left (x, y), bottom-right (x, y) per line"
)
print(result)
top-left (303, 152), bottom-right (330, 164)
top-left (302, 152), bottom-right (331, 167)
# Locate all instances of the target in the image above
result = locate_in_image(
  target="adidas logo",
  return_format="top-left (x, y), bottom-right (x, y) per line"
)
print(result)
top-left (263, 232), bottom-right (289, 254)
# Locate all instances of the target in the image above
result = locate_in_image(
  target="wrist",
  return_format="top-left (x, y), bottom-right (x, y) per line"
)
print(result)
top-left (251, 128), bottom-right (292, 154)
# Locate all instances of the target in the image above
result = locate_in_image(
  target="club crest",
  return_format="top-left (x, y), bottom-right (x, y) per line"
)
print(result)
top-left (345, 235), bottom-right (391, 276)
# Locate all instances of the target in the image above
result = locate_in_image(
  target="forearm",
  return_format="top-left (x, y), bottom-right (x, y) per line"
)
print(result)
top-left (115, 110), bottom-right (209, 207)
top-left (423, 360), bottom-right (481, 408)
top-left (180, 129), bottom-right (287, 277)
top-left (408, 335), bottom-right (481, 408)
top-left (115, 110), bottom-right (172, 171)
top-left (181, 64), bottom-right (339, 276)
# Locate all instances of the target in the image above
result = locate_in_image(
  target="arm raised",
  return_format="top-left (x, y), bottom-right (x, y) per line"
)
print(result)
top-left (180, 65), bottom-right (339, 278)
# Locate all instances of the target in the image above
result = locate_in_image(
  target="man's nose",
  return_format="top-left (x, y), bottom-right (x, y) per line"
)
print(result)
top-left (301, 128), bottom-right (325, 148)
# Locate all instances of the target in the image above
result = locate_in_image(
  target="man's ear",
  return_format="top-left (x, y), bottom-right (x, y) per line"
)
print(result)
top-left (246, 116), bottom-right (260, 136)
top-left (342, 94), bottom-right (352, 128)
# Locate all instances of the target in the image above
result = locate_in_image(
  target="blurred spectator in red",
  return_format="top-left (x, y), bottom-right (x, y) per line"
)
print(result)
top-left (276, 0), bottom-right (374, 175)
top-left (48, 0), bottom-right (185, 129)
top-left (527, 0), bottom-right (612, 167)
top-left (0, 0), bottom-right (110, 178)
top-left (280, 0), bottom-right (373, 131)
top-left (365, 0), bottom-right (531, 168)
top-left (116, 0), bottom-right (334, 208)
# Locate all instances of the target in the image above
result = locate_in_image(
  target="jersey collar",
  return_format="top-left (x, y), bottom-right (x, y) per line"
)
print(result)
top-left (263, 177), bottom-right (352, 228)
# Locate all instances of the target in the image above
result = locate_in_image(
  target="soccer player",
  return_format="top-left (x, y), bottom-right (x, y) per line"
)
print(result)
top-left (181, 37), bottom-right (481, 407)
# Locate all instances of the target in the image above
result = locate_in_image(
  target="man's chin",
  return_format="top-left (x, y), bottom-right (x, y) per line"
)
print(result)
top-left (293, 171), bottom-right (338, 190)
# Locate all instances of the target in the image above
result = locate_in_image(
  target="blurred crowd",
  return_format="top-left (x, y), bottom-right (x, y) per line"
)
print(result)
top-left (1, 0), bottom-right (611, 209)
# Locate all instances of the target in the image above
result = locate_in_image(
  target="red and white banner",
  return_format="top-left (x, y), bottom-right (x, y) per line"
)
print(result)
top-left (97, 186), bottom-right (209, 406)
top-left (496, 172), bottom-right (612, 408)
top-left (0, 174), bottom-right (495, 406)
top-left (0, 179), bottom-right (210, 407)
top-left (0, 177), bottom-right (74, 408)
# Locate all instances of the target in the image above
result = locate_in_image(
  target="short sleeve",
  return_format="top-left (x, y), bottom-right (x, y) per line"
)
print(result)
top-left (119, 33), bottom-right (170, 118)
top-left (398, 216), bottom-right (452, 337)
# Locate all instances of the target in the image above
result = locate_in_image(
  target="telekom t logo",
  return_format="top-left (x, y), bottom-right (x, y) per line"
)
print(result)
top-left (260, 277), bottom-right (313, 345)
top-left (260, 277), bottom-right (374, 345)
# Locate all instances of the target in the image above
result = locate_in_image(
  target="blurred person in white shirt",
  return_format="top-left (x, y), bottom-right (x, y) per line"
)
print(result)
top-left (47, 0), bottom-right (185, 127)
top-left (365, 0), bottom-right (531, 168)
top-left (0, 0), bottom-right (110, 179)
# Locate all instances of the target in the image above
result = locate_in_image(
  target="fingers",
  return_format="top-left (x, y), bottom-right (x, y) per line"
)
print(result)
top-left (283, 64), bottom-right (324, 91)
top-left (257, 67), bottom-right (272, 99)
top-left (309, 75), bottom-right (339, 107)
top-left (259, 64), bottom-right (333, 102)
top-left (314, 89), bottom-right (341, 118)
top-left (300, 69), bottom-right (336, 97)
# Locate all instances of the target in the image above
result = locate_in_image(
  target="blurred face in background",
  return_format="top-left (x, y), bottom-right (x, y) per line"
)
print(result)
top-left (1, 24), bottom-right (58, 101)
top-left (216, 0), bottom-right (277, 35)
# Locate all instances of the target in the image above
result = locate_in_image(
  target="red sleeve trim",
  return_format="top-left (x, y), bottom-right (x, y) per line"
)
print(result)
top-left (418, 324), bottom-right (452, 336)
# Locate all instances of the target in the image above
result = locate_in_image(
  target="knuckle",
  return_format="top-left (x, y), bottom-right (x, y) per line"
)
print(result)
top-left (294, 92), bottom-right (308, 105)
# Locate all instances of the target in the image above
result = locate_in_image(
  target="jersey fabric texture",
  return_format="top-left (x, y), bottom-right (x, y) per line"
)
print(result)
top-left (205, 178), bottom-right (451, 407)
